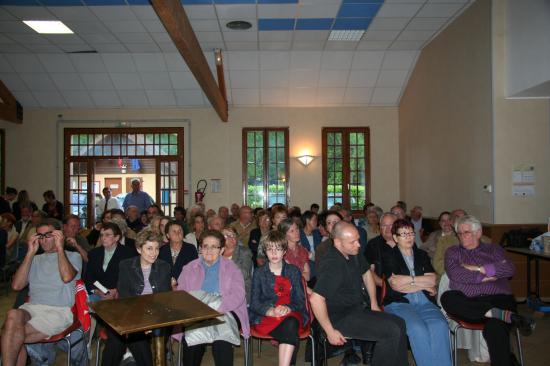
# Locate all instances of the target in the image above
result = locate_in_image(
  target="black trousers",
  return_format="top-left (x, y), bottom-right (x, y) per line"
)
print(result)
top-left (441, 290), bottom-right (517, 366)
top-left (181, 340), bottom-right (233, 366)
top-left (333, 307), bottom-right (408, 366)
top-left (269, 317), bottom-right (300, 365)
top-left (101, 327), bottom-right (153, 366)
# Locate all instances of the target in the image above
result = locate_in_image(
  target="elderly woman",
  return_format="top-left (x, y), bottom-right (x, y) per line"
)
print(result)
top-left (421, 211), bottom-right (452, 261)
top-left (363, 206), bottom-right (382, 241)
top-left (249, 230), bottom-right (309, 366)
top-left (177, 230), bottom-right (249, 366)
top-left (158, 220), bottom-right (198, 286)
top-left (184, 213), bottom-right (205, 249)
top-left (221, 226), bottom-right (253, 302)
top-left (278, 219), bottom-right (310, 282)
top-left (248, 210), bottom-right (271, 266)
top-left (382, 219), bottom-right (451, 366)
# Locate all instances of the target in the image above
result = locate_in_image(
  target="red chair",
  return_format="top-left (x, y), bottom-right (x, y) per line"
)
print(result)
top-left (447, 314), bottom-right (524, 366)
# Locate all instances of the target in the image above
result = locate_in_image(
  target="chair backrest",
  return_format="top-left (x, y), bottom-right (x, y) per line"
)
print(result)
top-left (74, 279), bottom-right (91, 332)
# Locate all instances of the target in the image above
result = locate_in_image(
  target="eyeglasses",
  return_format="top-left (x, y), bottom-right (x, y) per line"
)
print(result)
top-left (37, 231), bottom-right (53, 239)
top-left (396, 231), bottom-right (415, 238)
top-left (457, 231), bottom-right (475, 237)
top-left (223, 234), bottom-right (236, 239)
top-left (201, 245), bottom-right (221, 252)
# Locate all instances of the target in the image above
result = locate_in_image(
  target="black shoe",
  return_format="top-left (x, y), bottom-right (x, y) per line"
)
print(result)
top-left (511, 313), bottom-right (536, 336)
top-left (340, 351), bottom-right (361, 366)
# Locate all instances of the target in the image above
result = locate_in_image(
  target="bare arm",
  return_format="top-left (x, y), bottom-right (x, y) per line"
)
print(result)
top-left (66, 237), bottom-right (89, 263)
top-left (362, 270), bottom-right (380, 311)
top-left (369, 265), bottom-right (383, 287)
top-left (389, 273), bottom-right (437, 294)
top-left (309, 292), bottom-right (347, 346)
top-left (302, 261), bottom-right (311, 281)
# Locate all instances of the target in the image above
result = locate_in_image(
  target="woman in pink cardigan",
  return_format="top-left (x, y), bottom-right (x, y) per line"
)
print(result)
top-left (176, 229), bottom-right (249, 366)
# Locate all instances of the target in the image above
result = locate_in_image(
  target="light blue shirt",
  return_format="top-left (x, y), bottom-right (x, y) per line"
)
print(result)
top-left (122, 190), bottom-right (154, 212)
top-left (201, 257), bottom-right (220, 294)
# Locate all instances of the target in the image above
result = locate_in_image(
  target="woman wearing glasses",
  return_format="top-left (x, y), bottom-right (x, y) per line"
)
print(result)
top-left (381, 219), bottom-right (451, 366)
top-left (176, 230), bottom-right (249, 366)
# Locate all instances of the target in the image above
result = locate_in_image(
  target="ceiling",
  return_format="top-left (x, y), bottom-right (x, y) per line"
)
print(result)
top-left (0, 0), bottom-right (474, 110)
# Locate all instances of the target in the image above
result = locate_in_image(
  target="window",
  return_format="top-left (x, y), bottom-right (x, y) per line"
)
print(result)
top-left (322, 127), bottom-right (370, 212)
top-left (243, 128), bottom-right (289, 208)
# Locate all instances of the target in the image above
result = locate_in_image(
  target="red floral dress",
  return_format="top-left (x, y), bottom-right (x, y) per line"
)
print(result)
top-left (252, 275), bottom-right (304, 335)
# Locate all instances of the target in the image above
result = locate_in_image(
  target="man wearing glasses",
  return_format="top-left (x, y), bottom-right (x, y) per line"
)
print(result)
top-left (1, 219), bottom-right (82, 366)
top-left (441, 215), bottom-right (535, 366)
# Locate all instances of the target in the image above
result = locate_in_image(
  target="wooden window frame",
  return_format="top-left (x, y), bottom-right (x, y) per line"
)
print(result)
top-left (242, 128), bottom-right (290, 208)
top-left (0, 129), bottom-right (4, 194)
top-left (322, 127), bottom-right (371, 213)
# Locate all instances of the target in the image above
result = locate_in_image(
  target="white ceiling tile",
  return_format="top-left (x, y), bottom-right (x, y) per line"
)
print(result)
top-left (37, 54), bottom-right (75, 73)
top-left (196, 31), bottom-right (223, 43)
top-left (19, 73), bottom-right (56, 91)
top-left (0, 8), bottom-right (16, 21)
top-left (80, 33), bottom-right (119, 44)
top-left (289, 87), bottom-right (315, 106)
top-left (0, 21), bottom-right (34, 34)
top-left (0, 44), bottom-right (30, 53)
top-left (149, 33), bottom-right (171, 43)
top-left (232, 89), bottom-right (259, 106)
top-left (169, 72), bottom-right (200, 89)
top-left (163, 53), bottom-right (189, 72)
top-left (110, 73), bottom-right (143, 90)
top-left (385, 0), bottom-right (427, 2)
top-left (90, 6), bottom-right (137, 21)
top-left (347, 69), bottom-right (379, 87)
top-left (50, 73), bottom-right (86, 90)
top-left (12, 90), bottom-right (38, 108)
top-left (259, 31), bottom-right (292, 42)
top-left (371, 87), bottom-right (401, 104)
top-left (0, 55), bottom-right (13, 72)
top-left (139, 72), bottom-right (171, 89)
top-left (116, 33), bottom-right (154, 44)
top-left (216, 5), bottom-right (257, 20)
top-left (259, 41), bottom-right (291, 50)
top-left (32, 45), bottom-right (63, 53)
top-left (9, 33), bottom-right (50, 45)
top-left (33, 91), bottom-right (66, 108)
top-left (174, 89), bottom-right (205, 106)
top-left (406, 17), bottom-right (448, 30)
top-left (368, 17), bottom-right (411, 31)
top-left (289, 69), bottom-right (319, 87)
top-left (427, 0), bottom-right (467, 3)
top-left (293, 30), bottom-right (329, 42)
top-left (45, 34), bottom-right (87, 46)
top-left (190, 19), bottom-right (220, 32)
top-left (64, 21), bottom-right (110, 34)
top-left (145, 90), bottom-right (177, 106)
top-left (0, 34), bottom-right (15, 44)
top-left (363, 30), bottom-right (401, 41)
top-left (71, 54), bottom-right (107, 73)
top-left (125, 43), bottom-right (161, 53)
top-left (104, 20), bottom-right (147, 34)
top-left (61, 90), bottom-right (95, 108)
top-left (140, 19), bottom-right (165, 33)
top-left (260, 69), bottom-right (289, 88)
top-left (131, 5), bottom-right (159, 20)
top-left (357, 41), bottom-right (392, 50)
top-left (89, 90), bottom-right (121, 107)
top-left (132, 53), bottom-right (166, 71)
top-left (321, 51), bottom-right (353, 70)
top-left (344, 88), bottom-right (373, 104)
top-left (417, 3), bottom-right (464, 17)
top-left (118, 90), bottom-right (149, 107)
top-left (258, 4), bottom-right (298, 18)
top-left (4, 54), bottom-right (44, 72)
top-left (226, 42), bottom-right (258, 51)
top-left (352, 51), bottom-right (385, 69)
top-left (398, 29), bottom-right (436, 41)
top-left (47, 6), bottom-right (95, 21)
top-left (3, 6), bottom-right (56, 20)
top-left (227, 51), bottom-right (259, 70)
top-left (200, 42), bottom-right (225, 51)
top-left (319, 69), bottom-right (349, 87)
top-left (158, 42), bottom-right (178, 53)
top-left (389, 40), bottom-right (425, 50)
top-left (377, 3), bottom-right (424, 17)
top-left (223, 31), bottom-right (257, 42)
top-left (260, 51), bottom-right (290, 70)
top-left (377, 69), bottom-right (409, 87)
top-left (260, 88), bottom-right (288, 105)
top-left (382, 50), bottom-right (418, 69)
top-left (229, 70), bottom-right (259, 88)
top-left (298, 4), bottom-right (340, 18)
top-left (80, 73), bottom-right (115, 90)
top-left (0, 73), bottom-right (25, 90)
top-left (316, 88), bottom-right (345, 105)
top-left (324, 42), bottom-right (358, 51)
top-left (290, 51), bottom-right (321, 69)
top-left (60, 45), bottom-right (96, 53)
top-left (292, 41), bottom-right (326, 50)
top-left (90, 43), bottom-right (128, 53)
top-left (183, 5), bottom-right (217, 20)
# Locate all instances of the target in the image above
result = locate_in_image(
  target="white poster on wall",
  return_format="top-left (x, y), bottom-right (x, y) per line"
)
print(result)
top-left (512, 165), bottom-right (535, 197)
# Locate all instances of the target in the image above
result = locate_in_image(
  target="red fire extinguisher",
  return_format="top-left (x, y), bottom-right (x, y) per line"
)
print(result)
top-left (195, 179), bottom-right (207, 203)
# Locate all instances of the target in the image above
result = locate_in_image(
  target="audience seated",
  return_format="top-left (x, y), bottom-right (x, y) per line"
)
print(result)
top-left (221, 226), bottom-right (252, 303)
top-left (362, 206), bottom-right (382, 242)
top-left (248, 210), bottom-right (271, 267)
top-left (229, 206), bottom-right (256, 247)
top-left (314, 210), bottom-right (342, 272)
top-left (278, 219), bottom-right (311, 282)
top-left (42, 190), bottom-right (64, 221)
top-left (421, 211), bottom-right (452, 260)
top-left (184, 213), bottom-right (205, 249)
top-left (12, 190), bottom-right (38, 222)
top-left (63, 214), bottom-right (91, 263)
top-left (158, 221), bottom-right (198, 287)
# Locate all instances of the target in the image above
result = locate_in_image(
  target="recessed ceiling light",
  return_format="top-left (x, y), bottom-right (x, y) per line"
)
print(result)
top-left (328, 30), bottom-right (365, 42)
top-left (226, 21), bottom-right (252, 30)
top-left (23, 20), bottom-right (74, 34)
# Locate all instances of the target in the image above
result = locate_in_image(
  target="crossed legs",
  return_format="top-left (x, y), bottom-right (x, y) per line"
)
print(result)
top-left (1, 309), bottom-right (49, 366)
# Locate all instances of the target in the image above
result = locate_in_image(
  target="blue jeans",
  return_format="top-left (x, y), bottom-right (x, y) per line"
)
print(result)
top-left (385, 291), bottom-right (451, 366)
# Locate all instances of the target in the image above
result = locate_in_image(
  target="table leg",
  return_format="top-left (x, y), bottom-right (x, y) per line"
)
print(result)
top-left (527, 256), bottom-right (532, 298)
top-left (153, 334), bottom-right (166, 366)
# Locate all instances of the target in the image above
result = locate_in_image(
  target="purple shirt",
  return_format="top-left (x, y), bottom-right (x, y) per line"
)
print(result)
top-left (445, 242), bottom-right (514, 297)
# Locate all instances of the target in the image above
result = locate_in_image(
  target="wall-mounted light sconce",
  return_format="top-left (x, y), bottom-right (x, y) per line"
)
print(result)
top-left (296, 155), bottom-right (316, 167)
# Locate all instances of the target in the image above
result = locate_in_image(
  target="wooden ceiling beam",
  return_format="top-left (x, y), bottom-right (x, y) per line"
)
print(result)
top-left (0, 80), bottom-right (23, 124)
top-left (151, 0), bottom-right (228, 122)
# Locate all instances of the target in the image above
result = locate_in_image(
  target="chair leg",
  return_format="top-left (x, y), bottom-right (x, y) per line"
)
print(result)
top-left (177, 339), bottom-right (183, 366)
top-left (515, 328), bottom-right (524, 366)
top-left (323, 338), bottom-right (327, 366)
top-left (308, 335), bottom-right (315, 366)
top-left (95, 335), bottom-right (102, 366)
top-left (63, 338), bottom-right (71, 366)
top-left (243, 337), bottom-right (250, 366)
top-left (257, 339), bottom-right (261, 357)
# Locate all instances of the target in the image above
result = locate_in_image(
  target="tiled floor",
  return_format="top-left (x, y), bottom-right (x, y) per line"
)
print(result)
top-left (1, 288), bottom-right (549, 365)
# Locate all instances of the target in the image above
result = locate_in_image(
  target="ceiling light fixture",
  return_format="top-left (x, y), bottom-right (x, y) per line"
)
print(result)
top-left (23, 20), bottom-right (74, 34)
top-left (328, 30), bottom-right (365, 42)
top-left (226, 20), bottom-right (252, 30)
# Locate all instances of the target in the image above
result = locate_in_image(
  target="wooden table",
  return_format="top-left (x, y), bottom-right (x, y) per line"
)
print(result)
top-left (90, 291), bottom-right (221, 366)
top-left (505, 247), bottom-right (550, 302)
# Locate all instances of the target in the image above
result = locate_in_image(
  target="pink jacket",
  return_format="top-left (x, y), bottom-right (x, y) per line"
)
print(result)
top-left (177, 257), bottom-right (250, 337)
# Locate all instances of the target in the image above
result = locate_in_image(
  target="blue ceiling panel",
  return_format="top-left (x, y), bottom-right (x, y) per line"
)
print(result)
top-left (37, 0), bottom-right (83, 5)
top-left (333, 17), bottom-right (372, 30)
top-left (343, 0), bottom-right (384, 3)
top-left (258, 0), bottom-right (298, 3)
top-left (258, 18), bottom-right (295, 31)
top-left (182, 0), bottom-right (213, 4)
top-left (213, 0), bottom-right (256, 4)
top-left (83, 0), bottom-right (125, 5)
top-left (126, 0), bottom-right (151, 4)
top-left (295, 18), bottom-right (333, 30)
top-left (337, 3), bottom-right (382, 18)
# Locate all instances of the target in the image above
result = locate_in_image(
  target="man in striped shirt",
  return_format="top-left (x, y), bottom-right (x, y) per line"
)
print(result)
top-left (441, 215), bottom-right (535, 366)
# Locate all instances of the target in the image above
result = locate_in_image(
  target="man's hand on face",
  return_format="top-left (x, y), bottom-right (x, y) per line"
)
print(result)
top-left (27, 234), bottom-right (40, 256)
top-left (52, 230), bottom-right (65, 252)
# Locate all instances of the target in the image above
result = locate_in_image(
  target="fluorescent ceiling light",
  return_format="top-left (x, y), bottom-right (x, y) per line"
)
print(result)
top-left (328, 30), bottom-right (365, 42)
top-left (23, 20), bottom-right (74, 34)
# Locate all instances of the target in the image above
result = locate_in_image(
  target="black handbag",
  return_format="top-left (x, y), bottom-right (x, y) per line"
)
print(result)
top-left (500, 228), bottom-right (543, 248)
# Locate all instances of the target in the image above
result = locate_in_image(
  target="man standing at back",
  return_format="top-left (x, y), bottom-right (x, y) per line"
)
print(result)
top-left (1, 219), bottom-right (82, 366)
top-left (96, 187), bottom-right (121, 221)
top-left (310, 222), bottom-right (408, 366)
top-left (122, 179), bottom-right (154, 213)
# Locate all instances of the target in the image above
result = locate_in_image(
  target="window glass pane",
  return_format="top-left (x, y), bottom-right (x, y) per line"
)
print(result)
top-left (71, 135), bottom-right (78, 144)
top-left (169, 146), bottom-right (178, 155)
top-left (170, 133), bottom-right (177, 144)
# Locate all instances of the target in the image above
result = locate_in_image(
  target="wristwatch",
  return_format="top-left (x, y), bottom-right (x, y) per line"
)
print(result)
top-left (410, 276), bottom-right (416, 286)
top-left (477, 266), bottom-right (482, 272)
